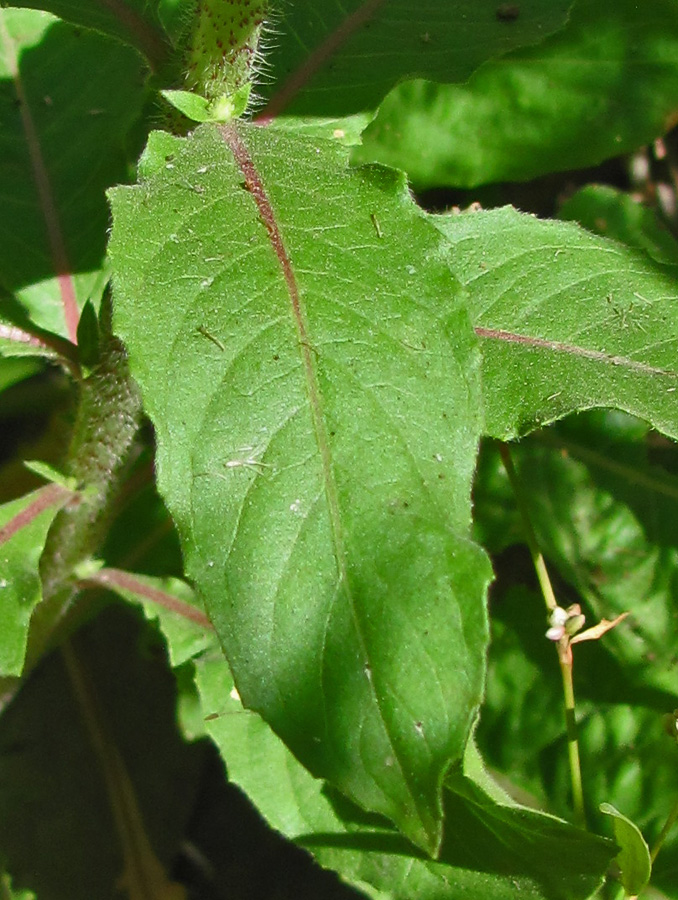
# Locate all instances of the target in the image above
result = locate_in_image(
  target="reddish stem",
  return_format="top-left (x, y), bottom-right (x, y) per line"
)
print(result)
top-left (79, 567), bottom-right (212, 629)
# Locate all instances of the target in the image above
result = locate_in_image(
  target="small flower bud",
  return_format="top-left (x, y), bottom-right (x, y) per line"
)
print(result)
top-left (546, 624), bottom-right (565, 641)
top-left (549, 606), bottom-right (569, 628)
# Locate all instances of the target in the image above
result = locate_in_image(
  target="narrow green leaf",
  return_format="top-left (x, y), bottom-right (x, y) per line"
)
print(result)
top-left (258, 0), bottom-right (572, 120)
top-left (109, 122), bottom-right (491, 853)
top-left (355, 0), bottom-right (678, 188)
top-left (22, 460), bottom-right (74, 490)
top-left (75, 300), bottom-right (100, 371)
top-left (600, 803), bottom-right (652, 895)
top-left (436, 206), bottom-right (678, 441)
top-left (160, 89), bottom-right (213, 122)
top-left (0, 484), bottom-right (70, 676)
top-left (0, 9), bottom-right (147, 341)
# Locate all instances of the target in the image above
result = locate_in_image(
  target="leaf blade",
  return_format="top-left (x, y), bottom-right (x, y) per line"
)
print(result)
top-left (0, 484), bottom-right (70, 676)
top-left (109, 122), bottom-right (491, 852)
top-left (436, 206), bottom-right (678, 440)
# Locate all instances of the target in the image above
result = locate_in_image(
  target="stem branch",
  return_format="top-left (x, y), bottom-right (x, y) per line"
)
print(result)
top-left (651, 795), bottom-right (678, 864)
top-left (499, 441), bottom-right (586, 828)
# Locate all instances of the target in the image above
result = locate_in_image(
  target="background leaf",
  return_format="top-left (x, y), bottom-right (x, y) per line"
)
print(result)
top-left (109, 121), bottom-right (491, 852)
top-left (0, 358), bottom-right (42, 395)
top-left (436, 206), bottom-right (678, 440)
top-left (354, 0), bottom-right (678, 188)
top-left (0, 873), bottom-right (36, 900)
top-left (257, 0), bottom-right (572, 120)
top-left (0, 603), bottom-right (205, 900)
top-left (6, 0), bottom-right (171, 71)
top-left (0, 8), bottom-right (148, 341)
top-left (507, 418), bottom-right (678, 699)
top-left (559, 186), bottom-right (678, 267)
top-left (472, 412), bottom-right (678, 897)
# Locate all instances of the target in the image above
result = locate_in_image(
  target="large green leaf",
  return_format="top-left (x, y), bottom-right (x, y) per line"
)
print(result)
top-left (436, 206), bottom-right (678, 441)
top-left (257, 0), bottom-right (572, 119)
top-left (0, 484), bottom-right (70, 676)
top-left (109, 122), bottom-right (491, 853)
top-left (354, 0), bottom-right (678, 188)
top-left (0, 8), bottom-right (147, 341)
top-left (189, 648), bottom-right (614, 900)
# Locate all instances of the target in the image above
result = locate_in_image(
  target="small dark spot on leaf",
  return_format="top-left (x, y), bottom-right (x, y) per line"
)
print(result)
top-left (273, 354), bottom-right (280, 360)
top-left (496, 4), bottom-right (519, 20)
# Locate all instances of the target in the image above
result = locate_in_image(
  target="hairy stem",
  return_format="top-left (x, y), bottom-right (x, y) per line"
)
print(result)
top-left (26, 295), bottom-right (142, 669)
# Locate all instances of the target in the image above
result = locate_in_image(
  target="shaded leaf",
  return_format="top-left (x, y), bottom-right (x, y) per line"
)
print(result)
top-left (109, 121), bottom-right (491, 853)
top-left (436, 206), bottom-right (678, 440)
top-left (8, 0), bottom-right (171, 71)
top-left (0, 8), bottom-right (148, 341)
top-left (355, 0), bottom-right (678, 188)
top-left (258, 0), bottom-right (572, 120)
top-left (0, 358), bottom-right (42, 395)
top-left (0, 483), bottom-right (70, 676)
top-left (474, 582), bottom-right (678, 895)
top-left (0, 604), bottom-right (204, 900)
top-left (505, 428), bottom-right (678, 700)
